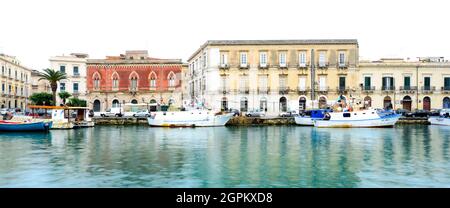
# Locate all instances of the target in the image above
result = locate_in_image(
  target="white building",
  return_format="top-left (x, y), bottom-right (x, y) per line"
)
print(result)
top-left (0, 53), bottom-right (32, 110)
top-left (49, 53), bottom-right (88, 105)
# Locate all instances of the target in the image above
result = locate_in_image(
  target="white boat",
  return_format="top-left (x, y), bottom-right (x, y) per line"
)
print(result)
top-left (147, 110), bottom-right (234, 127)
top-left (295, 109), bottom-right (332, 126)
top-left (313, 109), bottom-right (400, 128)
top-left (428, 116), bottom-right (450, 126)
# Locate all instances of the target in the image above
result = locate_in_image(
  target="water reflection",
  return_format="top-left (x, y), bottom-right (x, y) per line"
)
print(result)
top-left (0, 125), bottom-right (449, 187)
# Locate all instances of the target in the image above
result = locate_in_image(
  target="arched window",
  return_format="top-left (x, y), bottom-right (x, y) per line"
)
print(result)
top-left (111, 72), bottom-right (119, 90)
top-left (279, 97), bottom-right (287, 112)
top-left (168, 71), bottom-right (176, 87)
top-left (423, 97), bottom-right (431, 111)
top-left (443, 97), bottom-right (450, 109)
top-left (319, 96), bottom-right (327, 109)
top-left (240, 97), bottom-right (248, 112)
top-left (131, 99), bottom-right (138, 104)
top-left (260, 97), bottom-right (267, 112)
top-left (383, 96), bottom-right (392, 110)
top-left (402, 96), bottom-right (412, 111)
top-left (364, 96), bottom-right (372, 109)
top-left (169, 98), bottom-right (175, 106)
top-left (149, 72), bottom-right (157, 88)
top-left (93, 100), bottom-right (101, 112)
top-left (299, 97), bottom-right (307, 111)
top-left (129, 71), bottom-right (139, 90)
top-left (112, 99), bottom-right (120, 108)
top-left (221, 97), bottom-right (228, 111)
top-left (93, 72), bottom-right (101, 90)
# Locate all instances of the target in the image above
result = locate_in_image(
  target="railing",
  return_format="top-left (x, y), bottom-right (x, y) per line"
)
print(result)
top-left (337, 62), bottom-right (349, 69)
top-left (297, 63), bottom-right (309, 69)
top-left (258, 64), bottom-right (269, 69)
top-left (317, 62), bottom-right (329, 69)
top-left (279, 87), bottom-right (289, 94)
top-left (258, 88), bottom-right (269, 94)
top-left (239, 63), bottom-right (249, 69)
top-left (315, 86), bottom-right (329, 93)
top-left (239, 88), bottom-right (250, 94)
top-left (278, 63), bottom-right (288, 69)
top-left (382, 86), bottom-right (395, 91)
top-left (218, 64), bottom-right (230, 69)
top-left (336, 87), bottom-right (350, 93)
top-left (442, 86), bottom-right (450, 92)
top-left (297, 87), bottom-right (309, 94)
top-left (421, 86), bottom-right (436, 93)
top-left (399, 86), bottom-right (418, 91)
top-left (362, 86), bottom-right (375, 91)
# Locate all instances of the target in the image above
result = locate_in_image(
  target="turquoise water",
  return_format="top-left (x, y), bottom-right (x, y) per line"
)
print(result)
top-left (0, 125), bottom-right (449, 187)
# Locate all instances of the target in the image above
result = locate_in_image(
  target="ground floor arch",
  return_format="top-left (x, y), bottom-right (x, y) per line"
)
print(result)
top-left (221, 97), bottom-right (228, 111)
top-left (260, 97), bottom-right (267, 112)
top-left (423, 96), bottom-right (431, 111)
top-left (279, 97), bottom-right (287, 112)
top-left (364, 96), bottom-right (372, 109)
top-left (240, 97), bottom-right (248, 112)
top-left (93, 100), bottom-right (101, 112)
top-left (299, 96), bottom-right (307, 111)
top-left (319, 96), bottom-right (327, 109)
top-left (402, 96), bottom-right (412, 111)
top-left (383, 96), bottom-right (392, 110)
top-left (112, 99), bottom-right (120, 108)
top-left (443, 97), bottom-right (450, 109)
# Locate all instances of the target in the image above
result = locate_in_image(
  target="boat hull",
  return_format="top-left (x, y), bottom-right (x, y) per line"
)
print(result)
top-left (428, 117), bottom-right (450, 126)
top-left (0, 121), bottom-right (52, 131)
top-left (147, 112), bottom-right (234, 127)
top-left (314, 115), bottom-right (400, 128)
top-left (294, 117), bottom-right (315, 126)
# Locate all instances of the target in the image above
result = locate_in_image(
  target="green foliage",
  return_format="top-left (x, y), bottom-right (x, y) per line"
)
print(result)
top-left (29, 92), bottom-right (53, 106)
top-left (67, 98), bottom-right (87, 107)
top-left (58, 91), bottom-right (72, 104)
top-left (37, 68), bottom-right (67, 105)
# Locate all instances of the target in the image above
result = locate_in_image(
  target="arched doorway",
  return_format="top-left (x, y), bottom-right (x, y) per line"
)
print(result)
top-left (383, 96), bottom-right (392, 110)
top-left (168, 98), bottom-right (175, 106)
top-left (149, 99), bottom-right (157, 112)
top-left (131, 99), bottom-right (138, 104)
top-left (364, 96), bottom-right (372, 109)
top-left (279, 97), bottom-right (287, 112)
top-left (240, 97), bottom-right (248, 112)
top-left (93, 100), bottom-right (101, 112)
top-left (260, 97), bottom-right (267, 112)
top-left (299, 97), bottom-right (306, 111)
top-left (402, 96), bottom-right (412, 111)
top-left (443, 97), bottom-right (450, 109)
top-left (221, 97), bottom-right (228, 111)
top-left (319, 96), bottom-right (327, 109)
top-left (423, 97), bottom-right (431, 111)
top-left (112, 99), bottom-right (120, 108)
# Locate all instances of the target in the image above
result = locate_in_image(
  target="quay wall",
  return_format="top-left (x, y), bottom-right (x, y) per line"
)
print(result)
top-left (93, 116), bottom-right (430, 126)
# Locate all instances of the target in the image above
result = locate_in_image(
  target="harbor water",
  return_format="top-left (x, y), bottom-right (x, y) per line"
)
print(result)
top-left (0, 125), bottom-right (449, 187)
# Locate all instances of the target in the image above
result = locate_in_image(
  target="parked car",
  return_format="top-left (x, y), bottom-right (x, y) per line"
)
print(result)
top-left (100, 107), bottom-right (123, 117)
top-left (411, 110), bottom-right (430, 118)
top-left (395, 109), bottom-right (412, 117)
top-left (279, 111), bottom-right (298, 117)
top-left (440, 109), bottom-right (450, 117)
top-left (245, 110), bottom-right (265, 117)
top-left (88, 110), bottom-right (94, 117)
top-left (133, 109), bottom-right (150, 117)
top-left (0, 108), bottom-right (8, 115)
top-left (228, 108), bottom-right (240, 116)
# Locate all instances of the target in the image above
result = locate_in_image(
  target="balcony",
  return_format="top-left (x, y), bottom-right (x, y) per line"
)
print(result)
top-left (442, 86), bottom-right (450, 93)
top-left (336, 86), bottom-right (350, 94)
top-left (399, 86), bottom-right (417, 93)
top-left (297, 87), bottom-right (309, 94)
top-left (362, 86), bottom-right (375, 93)
top-left (258, 63), bottom-right (269, 69)
top-left (257, 88), bottom-right (269, 94)
top-left (72, 74), bottom-right (81, 78)
top-left (338, 62), bottom-right (349, 69)
top-left (279, 63), bottom-right (288, 69)
top-left (239, 63), bottom-right (249, 69)
top-left (279, 87), bottom-right (290, 95)
top-left (382, 86), bottom-right (395, 92)
top-left (315, 86), bottom-right (329, 94)
top-left (317, 62), bottom-right (329, 69)
top-left (219, 64), bottom-right (230, 70)
top-left (239, 88), bottom-right (250, 94)
top-left (219, 88), bottom-right (229, 94)
top-left (421, 86), bottom-right (436, 94)
top-left (297, 63), bottom-right (309, 69)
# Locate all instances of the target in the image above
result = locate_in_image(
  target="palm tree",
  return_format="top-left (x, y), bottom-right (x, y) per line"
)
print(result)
top-left (58, 91), bottom-right (72, 105)
top-left (38, 68), bottom-right (67, 106)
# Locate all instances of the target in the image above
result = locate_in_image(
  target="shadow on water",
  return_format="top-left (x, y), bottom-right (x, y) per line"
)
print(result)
top-left (0, 125), bottom-right (449, 187)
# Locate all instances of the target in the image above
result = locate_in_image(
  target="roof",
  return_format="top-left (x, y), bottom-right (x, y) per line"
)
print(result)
top-left (188, 39), bottom-right (358, 61)
top-left (86, 58), bottom-right (183, 65)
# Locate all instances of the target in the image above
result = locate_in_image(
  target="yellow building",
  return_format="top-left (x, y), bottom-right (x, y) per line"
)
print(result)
top-left (0, 53), bottom-right (32, 110)
top-left (358, 57), bottom-right (450, 111)
top-left (187, 40), bottom-right (359, 115)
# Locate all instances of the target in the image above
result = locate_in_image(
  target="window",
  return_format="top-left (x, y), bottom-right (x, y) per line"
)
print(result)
top-left (73, 83), bottom-right (79, 93)
top-left (21, 87), bottom-right (23, 96)
top-left (1, 84), bottom-right (4, 92)
top-left (259, 52), bottom-right (267, 66)
top-left (339, 77), bottom-right (346, 90)
top-left (140, 57), bottom-right (145, 60)
top-left (8, 85), bottom-right (11, 93)
top-left (60, 83), bottom-right (66, 91)
top-left (279, 52), bottom-right (287, 67)
top-left (364, 77), bottom-right (372, 90)
top-left (60, 65), bottom-right (66, 73)
top-left (220, 75), bottom-right (228, 91)
top-left (73, 66), bottom-right (79, 75)
top-left (445, 77), bottom-right (450, 90)
top-left (343, 113), bottom-right (351, 118)
top-left (298, 76), bottom-right (306, 91)
top-left (1, 66), bottom-right (3, 74)
top-left (258, 75), bottom-right (268, 93)
top-left (299, 52), bottom-right (307, 67)
top-left (15, 71), bottom-right (17, 79)
top-left (382, 77), bottom-right (394, 90)
top-left (220, 53), bottom-right (228, 65)
top-left (130, 78), bottom-right (138, 90)
top-left (279, 75), bottom-right (287, 90)
top-left (168, 73), bottom-right (176, 87)
top-left (319, 76), bottom-right (327, 91)
top-left (424, 77), bottom-right (431, 90)
top-left (240, 52), bottom-right (248, 66)
top-left (319, 52), bottom-right (326, 67)
top-left (150, 77), bottom-right (156, 87)
top-left (202, 52), bottom-right (207, 68)
top-left (338, 52), bottom-right (346, 66)
top-left (240, 75), bottom-right (249, 93)
top-left (404, 76), bottom-right (411, 90)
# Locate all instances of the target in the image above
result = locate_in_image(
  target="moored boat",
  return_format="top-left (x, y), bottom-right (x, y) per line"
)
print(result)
top-left (313, 109), bottom-right (400, 128)
top-left (147, 110), bottom-right (234, 127)
top-left (0, 120), bottom-right (52, 132)
top-left (428, 116), bottom-right (450, 126)
top-left (295, 109), bottom-right (332, 126)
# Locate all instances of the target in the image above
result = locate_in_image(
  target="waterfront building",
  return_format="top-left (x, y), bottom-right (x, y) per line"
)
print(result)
top-left (358, 57), bottom-right (450, 111)
top-left (187, 40), bottom-right (359, 115)
top-left (86, 50), bottom-right (186, 112)
top-left (0, 53), bottom-right (32, 110)
top-left (30, 69), bottom-right (51, 94)
top-left (49, 53), bottom-right (88, 105)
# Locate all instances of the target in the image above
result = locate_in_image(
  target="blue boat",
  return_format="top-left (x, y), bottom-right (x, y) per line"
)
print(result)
top-left (295, 109), bottom-right (332, 126)
top-left (0, 121), bottom-right (52, 132)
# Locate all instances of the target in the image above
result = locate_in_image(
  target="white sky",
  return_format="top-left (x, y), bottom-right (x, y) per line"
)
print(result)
top-left (0, 0), bottom-right (449, 70)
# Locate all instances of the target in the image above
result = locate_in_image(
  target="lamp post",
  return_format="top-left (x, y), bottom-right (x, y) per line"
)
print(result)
top-left (416, 64), bottom-right (419, 110)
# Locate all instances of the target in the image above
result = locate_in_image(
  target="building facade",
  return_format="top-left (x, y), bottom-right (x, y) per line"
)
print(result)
top-left (30, 69), bottom-right (51, 94)
top-left (358, 57), bottom-right (450, 111)
top-left (187, 40), bottom-right (359, 115)
top-left (49, 53), bottom-right (88, 105)
top-left (0, 53), bottom-right (32, 110)
top-left (86, 50), bottom-right (185, 112)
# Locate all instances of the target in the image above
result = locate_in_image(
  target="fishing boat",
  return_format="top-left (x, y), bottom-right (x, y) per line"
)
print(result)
top-left (294, 109), bottom-right (332, 126)
top-left (428, 115), bottom-right (450, 126)
top-left (313, 109), bottom-right (400, 128)
top-left (147, 110), bottom-right (234, 127)
top-left (0, 120), bottom-right (52, 132)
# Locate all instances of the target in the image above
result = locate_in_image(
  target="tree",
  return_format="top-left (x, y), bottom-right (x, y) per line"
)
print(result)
top-left (58, 91), bottom-right (72, 105)
top-left (67, 98), bottom-right (87, 107)
top-left (29, 92), bottom-right (53, 106)
top-left (37, 68), bottom-right (67, 106)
